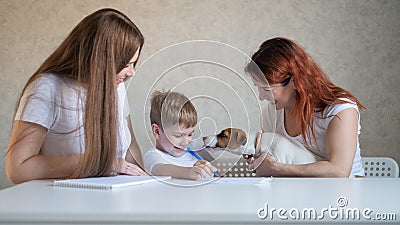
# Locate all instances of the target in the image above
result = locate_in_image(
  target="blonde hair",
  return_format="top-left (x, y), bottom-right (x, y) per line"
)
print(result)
top-left (150, 90), bottom-right (197, 130)
top-left (9, 8), bottom-right (144, 178)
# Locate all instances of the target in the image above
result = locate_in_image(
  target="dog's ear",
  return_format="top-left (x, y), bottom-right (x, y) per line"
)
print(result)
top-left (237, 131), bottom-right (247, 146)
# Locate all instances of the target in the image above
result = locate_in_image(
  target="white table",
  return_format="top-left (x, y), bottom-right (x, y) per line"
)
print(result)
top-left (0, 178), bottom-right (399, 224)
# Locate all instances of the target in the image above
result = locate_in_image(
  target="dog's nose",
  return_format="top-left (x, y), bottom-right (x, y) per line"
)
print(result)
top-left (202, 137), bottom-right (207, 141)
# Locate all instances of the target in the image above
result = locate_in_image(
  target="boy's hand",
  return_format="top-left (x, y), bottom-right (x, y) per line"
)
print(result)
top-left (189, 160), bottom-right (217, 180)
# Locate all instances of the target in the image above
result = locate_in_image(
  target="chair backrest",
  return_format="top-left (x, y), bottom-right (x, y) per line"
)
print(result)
top-left (215, 156), bottom-right (400, 178)
top-left (362, 157), bottom-right (399, 178)
top-left (215, 157), bottom-right (255, 177)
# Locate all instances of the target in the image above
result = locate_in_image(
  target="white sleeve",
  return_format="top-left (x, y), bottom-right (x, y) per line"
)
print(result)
top-left (143, 149), bottom-right (170, 174)
top-left (15, 76), bottom-right (58, 129)
top-left (324, 101), bottom-right (360, 130)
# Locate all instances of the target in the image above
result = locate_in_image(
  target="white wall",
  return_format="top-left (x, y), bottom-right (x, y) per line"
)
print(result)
top-left (1, 0), bottom-right (399, 189)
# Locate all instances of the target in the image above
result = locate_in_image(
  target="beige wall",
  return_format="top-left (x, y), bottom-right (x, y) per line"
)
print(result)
top-left (1, 0), bottom-right (399, 189)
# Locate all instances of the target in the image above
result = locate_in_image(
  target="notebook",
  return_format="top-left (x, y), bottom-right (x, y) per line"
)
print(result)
top-left (53, 175), bottom-right (171, 190)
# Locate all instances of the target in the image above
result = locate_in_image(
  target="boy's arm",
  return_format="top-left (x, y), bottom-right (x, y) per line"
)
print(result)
top-left (152, 164), bottom-right (197, 180)
top-left (151, 163), bottom-right (215, 180)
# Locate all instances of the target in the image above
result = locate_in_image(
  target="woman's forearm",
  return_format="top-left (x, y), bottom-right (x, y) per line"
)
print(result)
top-left (272, 160), bottom-right (350, 177)
top-left (6, 154), bottom-right (81, 184)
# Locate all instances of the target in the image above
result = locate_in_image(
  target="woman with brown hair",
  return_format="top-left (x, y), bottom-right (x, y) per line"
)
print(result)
top-left (6, 8), bottom-right (147, 184)
top-left (245, 37), bottom-right (365, 177)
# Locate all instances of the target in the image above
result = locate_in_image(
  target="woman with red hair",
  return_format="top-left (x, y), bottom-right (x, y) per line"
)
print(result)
top-left (245, 37), bottom-right (365, 177)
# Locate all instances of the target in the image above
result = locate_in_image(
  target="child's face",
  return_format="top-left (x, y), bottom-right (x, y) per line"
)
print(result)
top-left (155, 123), bottom-right (195, 157)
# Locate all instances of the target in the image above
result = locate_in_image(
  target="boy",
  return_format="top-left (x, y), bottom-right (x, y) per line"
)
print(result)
top-left (144, 90), bottom-right (217, 180)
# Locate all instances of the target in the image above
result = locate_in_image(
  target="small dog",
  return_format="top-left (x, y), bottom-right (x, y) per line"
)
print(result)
top-left (255, 132), bottom-right (322, 164)
top-left (203, 128), bottom-right (320, 165)
top-left (186, 128), bottom-right (247, 164)
top-left (251, 132), bottom-right (321, 164)
top-left (198, 129), bottom-right (320, 179)
top-left (202, 128), bottom-right (248, 152)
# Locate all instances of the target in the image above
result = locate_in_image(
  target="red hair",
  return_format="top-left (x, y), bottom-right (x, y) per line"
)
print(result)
top-left (246, 37), bottom-right (364, 148)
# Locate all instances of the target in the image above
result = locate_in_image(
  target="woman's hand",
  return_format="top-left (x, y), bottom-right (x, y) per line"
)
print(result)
top-left (246, 153), bottom-right (279, 177)
top-left (243, 131), bottom-right (279, 177)
top-left (189, 160), bottom-right (217, 180)
top-left (114, 158), bottom-right (148, 176)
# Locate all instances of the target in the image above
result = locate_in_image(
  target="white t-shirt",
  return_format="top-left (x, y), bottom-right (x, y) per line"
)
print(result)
top-left (144, 148), bottom-right (198, 174)
top-left (261, 99), bottom-right (364, 177)
top-left (15, 74), bottom-right (131, 158)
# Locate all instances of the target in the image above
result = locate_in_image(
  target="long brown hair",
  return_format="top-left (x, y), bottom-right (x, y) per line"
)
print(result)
top-left (10, 8), bottom-right (144, 178)
top-left (246, 37), bottom-right (364, 148)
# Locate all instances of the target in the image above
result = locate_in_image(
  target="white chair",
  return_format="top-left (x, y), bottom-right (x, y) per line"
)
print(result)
top-left (215, 157), bottom-right (255, 177)
top-left (362, 157), bottom-right (399, 178)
